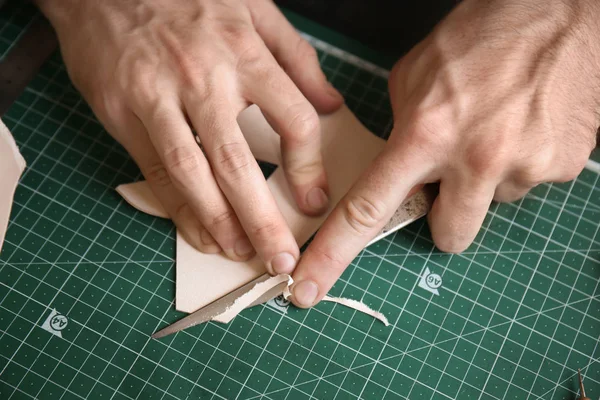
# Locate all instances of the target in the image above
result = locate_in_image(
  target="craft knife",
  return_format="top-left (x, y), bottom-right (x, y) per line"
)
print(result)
top-left (152, 186), bottom-right (436, 339)
top-left (578, 369), bottom-right (591, 400)
top-left (0, 16), bottom-right (439, 340)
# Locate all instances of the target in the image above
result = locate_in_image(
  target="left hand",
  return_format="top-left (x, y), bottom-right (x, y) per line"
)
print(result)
top-left (289, 0), bottom-right (600, 307)
top-left (35, 0), bottom-right (343, 272)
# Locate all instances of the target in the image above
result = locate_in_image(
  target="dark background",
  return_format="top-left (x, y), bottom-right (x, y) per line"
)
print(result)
top-left (275, 0), bottom-right (458, 59)
top-left (0, 1), bottom-right (459, 61)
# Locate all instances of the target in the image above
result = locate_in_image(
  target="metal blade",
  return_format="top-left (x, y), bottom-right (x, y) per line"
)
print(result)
top-left (152, 273), bottom-right (275, 339)
top-left (368, 186), bottom-right (436, 246)
top-left (153, 186), bottom-right (436, 339)
top-left (247, 281), bottom-right (289, 308)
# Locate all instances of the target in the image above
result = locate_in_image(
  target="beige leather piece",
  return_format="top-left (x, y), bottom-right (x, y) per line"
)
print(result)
top-left (321, 295), bottom-right (390, 326)
top-left (175, 229), bottom-right (267, 312)
top-left (210, 273), bottom-right (389, 326)
top-left (212, 274), bottom-right (293, 324)
top-left (116, 182), bottom-right (169, 219)
top-left (0, 119), bottom-right (26, 254)
top-left (116, 105), bottom-right (417, 314)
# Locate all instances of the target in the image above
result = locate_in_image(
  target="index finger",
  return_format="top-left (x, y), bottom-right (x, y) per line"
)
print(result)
top-left (186, 94), bottom-right (302, 275)
top-left (290, 144), bottom-right (433, 308)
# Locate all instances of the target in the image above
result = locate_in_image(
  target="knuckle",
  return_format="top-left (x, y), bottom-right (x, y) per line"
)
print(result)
top-left (155, 25), bottom-right (203, 87)
top-left (527, 146), bottom-right (586, 184)
top-left (218, 22), bottom-right (254, 47)
top-left (464, 141), bottom-right (508, 179)
top-left (293, 38), bottom-right (318, 62)
top-left (191, 99), bottom-right (226, 133)
top-left (94, 91), bottom-right (128, 125)
top-left (175, 56), bottom-right (202, 88)
top-left (342, 195), bottom-right (387, 236)
top-left (517, 164), bottom-right (548, 186)
top-left (285, 158), bottom-right (323, 182)
top-left (571, 152), bottom-right (590, 175)
top-left (557, 162), bottom-right (585, 182)
top-left (388, 54), bottom-right (419, 96)
top-left (286, 105), bottom-right (320, 144)
top-left (557, 171), bottom-right (579, 183)
top-left (209, 208), bottom-right (237, 230)
top-left (144, 163), bottom-right (171, 187)
top-left (121, 60), bottom-right (161, 108)
top-left (163, 146), bottom-right (203, 185)
top-left (568, 116), bottom-right (598, 151)
top-left (493, 186), bottom-right (523, 203)
top-left (248, 64), bottom-right (285, 96)
top-left (390, 57), bottom-right (407, 83)
top-left (212, 142), bottom-right (254, 181)
top-left (404, 108), bottom-right (451, 153)
top-left (174, 202), bottom-right (190, 221)
top-left (235, 38), bottom-right (264, 70)
top-left (248, 219), bottom-right (282, 242)
top-left (308, 245), bottom-right (348, 272)
top-left (184, 71), bottom-right (213, 103)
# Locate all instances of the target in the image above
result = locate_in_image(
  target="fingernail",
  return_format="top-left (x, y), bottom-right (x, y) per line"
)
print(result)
top-left (293, 280), bottom-right (319, 307)
top-left (200, 229), bottom-right (216, 246)
top-left (234, 238), bottom-right (254, 257)
top-left (306, 187), bottom-right (329, 212)
top-left (271, 252), bottom-right (296, 274)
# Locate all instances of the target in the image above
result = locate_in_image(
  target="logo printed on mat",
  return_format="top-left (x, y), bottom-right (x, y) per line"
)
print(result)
top-left (418, 268), bottom-right (442, 296)
top-left (40, 309), bottom-right (68, 338)
top-left (267, 294), bottom-right (290, 314)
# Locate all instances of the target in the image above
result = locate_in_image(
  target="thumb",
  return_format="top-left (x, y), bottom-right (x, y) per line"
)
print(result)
top-left (290, 145), bottom-right (433, 307)
top-left (248, 1), bottom-right (344, 113)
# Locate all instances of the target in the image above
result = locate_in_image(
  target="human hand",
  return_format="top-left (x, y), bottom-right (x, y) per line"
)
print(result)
top-left (35, 0), bottom-right (343, 270)
top-left (290, 0), bottom-right (600, 307)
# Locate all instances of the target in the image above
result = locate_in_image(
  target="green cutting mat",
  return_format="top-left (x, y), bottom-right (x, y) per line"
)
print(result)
top-left (1, 3), bottom-right (599, 400)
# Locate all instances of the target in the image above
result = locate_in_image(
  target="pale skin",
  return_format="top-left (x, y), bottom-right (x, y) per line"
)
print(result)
top-left (36, 0), bottom-right (599, 307)
top-left (35, 0), bottom-right (344, 276)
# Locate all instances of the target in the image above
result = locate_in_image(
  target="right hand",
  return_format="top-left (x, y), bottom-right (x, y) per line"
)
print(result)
top-left (36, 0), bottom-right (343, 273)
top-left (289, 0), bottom-right (600, 307)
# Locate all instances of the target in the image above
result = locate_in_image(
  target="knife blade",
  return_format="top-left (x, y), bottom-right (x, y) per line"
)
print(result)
top-left (152, 186), bottom-right (435, 339)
